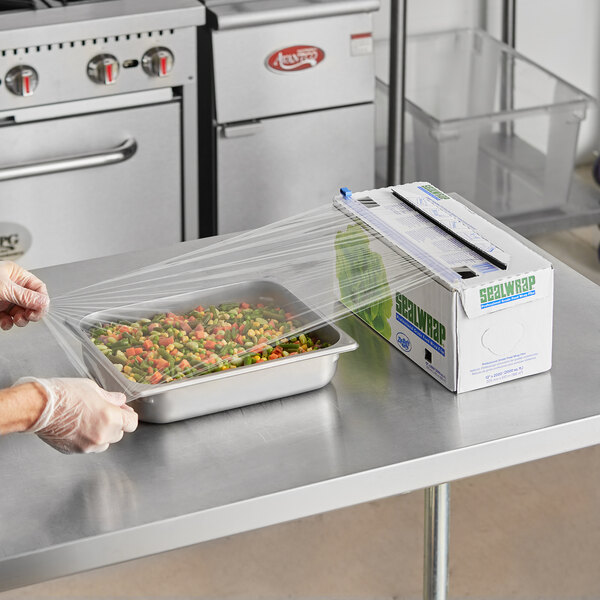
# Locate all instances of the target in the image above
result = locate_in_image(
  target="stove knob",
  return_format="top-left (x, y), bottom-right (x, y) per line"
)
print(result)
top-left (87, 54), bottom-right (120, 85)
top-left (5, 65), bottom-right (39, 97)
top-left (142, 47), bottom-right (174, 78)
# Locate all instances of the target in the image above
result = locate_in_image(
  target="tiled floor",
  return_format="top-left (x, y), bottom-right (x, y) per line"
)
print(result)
top-left (3, 227), bottom-right (600, 600)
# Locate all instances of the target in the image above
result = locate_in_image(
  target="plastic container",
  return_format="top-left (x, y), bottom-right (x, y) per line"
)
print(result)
top-left (376, 29), bottom-right (594, 218)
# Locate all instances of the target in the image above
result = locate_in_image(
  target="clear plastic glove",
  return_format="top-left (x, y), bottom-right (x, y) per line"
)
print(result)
top-left (0, 261), bottom-right (50, 330)
top-left (16, 377), bottom-right (138, 454)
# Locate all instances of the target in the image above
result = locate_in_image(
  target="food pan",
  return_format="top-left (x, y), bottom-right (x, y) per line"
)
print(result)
top-left (76, 280), bottom-right (357, 423)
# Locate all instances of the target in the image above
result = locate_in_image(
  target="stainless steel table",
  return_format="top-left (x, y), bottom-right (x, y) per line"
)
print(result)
top-left (1, 211), bottom-right (599, 600)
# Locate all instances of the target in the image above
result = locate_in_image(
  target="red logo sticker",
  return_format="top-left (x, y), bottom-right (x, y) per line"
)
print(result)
top-left (266, 45), bottom-right (325, 73)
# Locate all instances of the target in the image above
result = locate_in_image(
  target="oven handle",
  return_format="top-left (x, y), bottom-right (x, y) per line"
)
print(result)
top-left (0, 138), bottom-right (137, 182)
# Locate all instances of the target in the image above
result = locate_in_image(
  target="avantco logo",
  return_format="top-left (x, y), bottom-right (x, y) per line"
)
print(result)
top-left (266, 45), bottom-right (325, 73)
top-left (0, 223), bottom-right (32, 260)
top-left (396, 331), bottom-right (412, 353)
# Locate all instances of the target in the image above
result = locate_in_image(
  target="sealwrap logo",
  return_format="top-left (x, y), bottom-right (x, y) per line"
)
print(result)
top-left (0, 223), bottom-right (31, 260)
top-left (479, 275), bottom-right (536, 309)
top-left (395, 293), bottom-right (446, 356)
top-left (417, 184), bottom-right (450, 201)
top-left (266, 45), bottom-right (325, 72)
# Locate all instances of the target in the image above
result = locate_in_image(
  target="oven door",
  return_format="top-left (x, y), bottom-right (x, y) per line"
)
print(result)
top-left (0, 101), bottom-right (182, 269)
top-left (216, 103), bottom-right (374, 234)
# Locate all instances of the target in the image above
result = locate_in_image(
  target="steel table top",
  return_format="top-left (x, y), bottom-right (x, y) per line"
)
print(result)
top-left (1, 210), bottom-right (599, 592)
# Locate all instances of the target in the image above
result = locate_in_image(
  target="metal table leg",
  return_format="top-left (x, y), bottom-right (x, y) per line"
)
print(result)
top-left (423, 483), bottom-right (450, 600)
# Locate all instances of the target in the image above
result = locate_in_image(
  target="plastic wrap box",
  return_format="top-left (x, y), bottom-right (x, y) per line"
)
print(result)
top-left (375, 29), bottom-right (593, 218)
top-left (334, 182), bottom-right (553, 393)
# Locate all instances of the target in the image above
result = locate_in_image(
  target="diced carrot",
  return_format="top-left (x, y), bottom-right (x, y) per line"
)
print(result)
top-left (149, 371), bottom-right (162, 384)
top-left (240, 302), bottom-right (250, 309)
top-left (143, 339), bottom-right (153, 350)
top-left (204, 340), bottom-right (216, 350)
top-left (125, 347), bottom-right (136, 357)
top-left (155, 358), bottom-right (170, 370)
top-left (179, 359), bottom-right (191, 370)
top-left (158, 336), bottom-right (174, 347)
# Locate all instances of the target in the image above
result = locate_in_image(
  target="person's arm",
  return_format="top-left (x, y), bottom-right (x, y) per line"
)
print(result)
top-left (0, 382), bottom-right (46, 434)
top-left (2, 379), bottom-right (138, 454)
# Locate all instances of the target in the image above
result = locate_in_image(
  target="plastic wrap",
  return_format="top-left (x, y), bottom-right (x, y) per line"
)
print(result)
top-left (44, 197), bottom-right (430, 400)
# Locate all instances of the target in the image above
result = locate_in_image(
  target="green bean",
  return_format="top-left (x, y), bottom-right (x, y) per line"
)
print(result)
top-left (262, 310), bottom-right (284, 320)
top-left (219, 302), bottom-right (239, 311)
top-left (111, 340), bottom-right (131, 350)
top-left (281, 343), bottom-right (300, 351)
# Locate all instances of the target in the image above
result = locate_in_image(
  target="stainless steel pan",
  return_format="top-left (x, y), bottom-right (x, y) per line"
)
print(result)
top-left (76, 280), bottom-right (357, 423)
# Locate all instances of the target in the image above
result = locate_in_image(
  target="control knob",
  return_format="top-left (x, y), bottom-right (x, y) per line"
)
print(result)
top-left (87, 54), bottom-right (120, 85)
top-left (5, 65), bottom-right (38, 97)
top-left (142, 47), bottom-right (174, 77)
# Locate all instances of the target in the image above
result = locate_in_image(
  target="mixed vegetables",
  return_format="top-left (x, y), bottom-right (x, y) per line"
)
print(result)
top-left (89, 301), bottom-right (328, 385)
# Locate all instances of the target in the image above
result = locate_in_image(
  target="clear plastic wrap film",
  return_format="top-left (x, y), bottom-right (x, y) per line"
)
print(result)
top-left (45, 198), bottom-right (431, 400)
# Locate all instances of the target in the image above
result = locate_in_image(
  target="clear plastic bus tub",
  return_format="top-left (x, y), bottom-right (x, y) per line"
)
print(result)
top-left (375, 29), bottom-right (594, 219)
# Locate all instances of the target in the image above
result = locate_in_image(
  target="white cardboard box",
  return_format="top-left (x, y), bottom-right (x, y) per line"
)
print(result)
top-left (334, 182), bottom-right (553, 393)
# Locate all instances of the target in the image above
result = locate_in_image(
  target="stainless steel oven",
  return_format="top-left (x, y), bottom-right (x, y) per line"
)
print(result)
top-left (0, 0), bottom-right (205, 269)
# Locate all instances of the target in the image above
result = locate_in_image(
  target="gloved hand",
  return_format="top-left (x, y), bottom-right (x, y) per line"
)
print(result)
top-left (0, 261), bottom-right (50, 330)
top-left (15, 377), bottom-right (138, 454)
